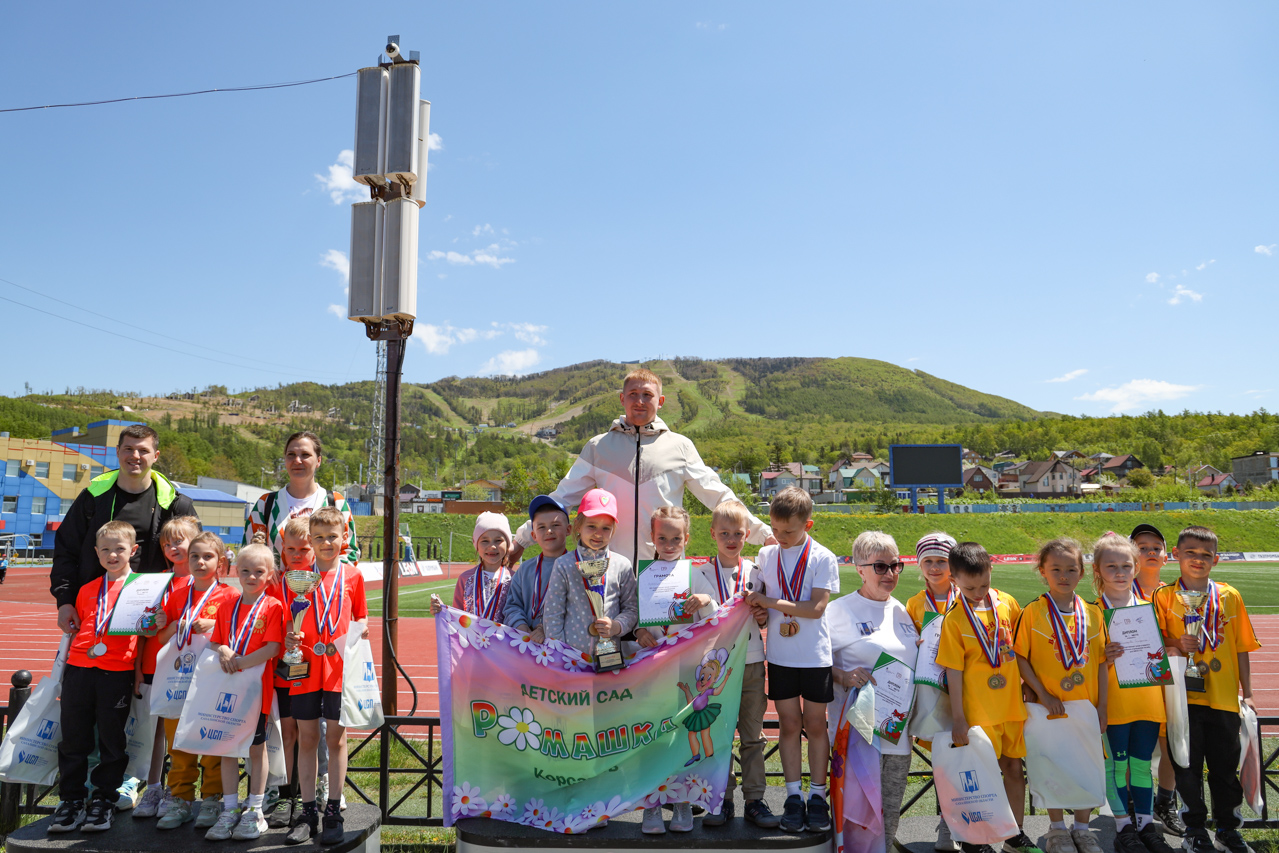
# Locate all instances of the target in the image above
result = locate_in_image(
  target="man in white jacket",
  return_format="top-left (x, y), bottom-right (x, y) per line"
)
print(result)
top-left (507, 367), bottom-right (774, 569)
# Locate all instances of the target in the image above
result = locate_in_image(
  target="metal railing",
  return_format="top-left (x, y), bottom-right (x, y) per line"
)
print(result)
top-left (3, 668), bottom-right (1278, 833)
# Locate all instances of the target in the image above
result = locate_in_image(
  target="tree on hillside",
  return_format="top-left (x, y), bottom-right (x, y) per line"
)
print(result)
top-left (1126, 468), bottom-right (1155, 489)
top-left (504, 460), bottom-right (532, 514)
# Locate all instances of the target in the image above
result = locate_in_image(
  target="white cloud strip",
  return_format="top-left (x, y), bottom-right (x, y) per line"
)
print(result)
top-left (1047, 369), bottom-right (1088, 383)
top-left (1076, 379), bottom-right (1200, 414)
top-left (480, 349), bottom-right (541, 376)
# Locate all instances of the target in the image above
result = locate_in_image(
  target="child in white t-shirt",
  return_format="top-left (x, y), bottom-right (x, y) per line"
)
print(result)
top-left (745, 486), bottom-right (840, 835)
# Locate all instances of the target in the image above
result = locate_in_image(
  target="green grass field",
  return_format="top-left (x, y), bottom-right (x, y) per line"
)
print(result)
top-left (367, 562), bottom-right (1279, 619)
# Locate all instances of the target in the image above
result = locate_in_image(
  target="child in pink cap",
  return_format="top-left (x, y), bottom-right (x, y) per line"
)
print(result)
top-left (542, 489), bottom-right (639, 663)
top-left (431, 511), bottom-right (512, 622)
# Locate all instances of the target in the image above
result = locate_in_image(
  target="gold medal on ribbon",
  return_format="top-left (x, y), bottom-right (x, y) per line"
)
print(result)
top-left (1060, 676), bottom-right (1075, 692)
top-left (988, 673), bottom-right (1007, 689)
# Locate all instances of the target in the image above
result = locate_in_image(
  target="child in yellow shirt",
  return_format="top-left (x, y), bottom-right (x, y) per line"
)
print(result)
top-left (1152, 526), bottom-right (1260, 853)
top-left (1012, 538), bottom-right (1106, 853)
top-left (1091, 533), bottom-right (1176, 853)
top-left (936, 543), bottom-right (1039, 853)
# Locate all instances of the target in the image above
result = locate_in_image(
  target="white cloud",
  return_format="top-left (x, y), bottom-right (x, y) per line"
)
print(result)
top-left (1257, 244), bottom-right (1276, 256)
top-left (506, 322), bottom-right (548, 345)
top-left (480, 348), bottom-right (541, 376)
top-left (426, 244), bottom-right (515, 269)
top-left (418, 323), bottom-right (478, 355)
top-left (1196, 259), bottom-right (1216, 271)
top-left (326, 304), bottom-right (345, 319)
top-left (1245, 389), bottom-right (1272, 396)
top-left (1047, 368), bottom-right (1088, 383)
top-left (1076, 379), bottom-right (1200, 414)
top-left (472, 223), bottom-right (494, 237)
top-left (1168, 285), bottom-right (1203, 305)
top-left (1145, 272), bottom-right (1160, 284)
top-left (316, 150), bottom-right (367, 205)
top-left (320, 249), bottom-right (349, 281)
top-left (427, 132), bottom-right (443, 152)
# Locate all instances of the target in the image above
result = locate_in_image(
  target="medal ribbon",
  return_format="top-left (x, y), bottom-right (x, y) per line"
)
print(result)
top-left (775, 538), bottom-right (812, 603)
top-left (925, 585), bottom-right (956, 614)
top-left (312, 567), bottom-right (345, 639)
top-left (1179, 579), bottom-right (1222, 652)
top-left (960, 592), bottom-right (1002, 669)
top-left (228, 593), bottom-right (269, 656)
top-left (473, 565), bottom-right (507, 621)
top-left (1045, 593), bottom-right (1088, 670)
top-left (529, 556), bottom-right (547, 620)
top-left (1132, 579), bottom-right (1145, 600)
top-left (93, 575), bottom-right (125, 644)
top-left (712, 557), bottom-right (744, 602)
top-left (177, 580), bottom-right (221, 649)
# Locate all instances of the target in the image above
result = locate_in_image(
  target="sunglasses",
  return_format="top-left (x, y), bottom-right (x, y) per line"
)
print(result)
top-left (858, 560), bottom-right (904, 576)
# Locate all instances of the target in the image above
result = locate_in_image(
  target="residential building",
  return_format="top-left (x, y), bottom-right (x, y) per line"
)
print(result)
top-left (961, 448), bottom-right (983, 464)
top-left (760, 470), bottom-right (798, 498)
top-left (1232, 451), bottom-right (1279, 488)
top-left (198, 476), bottom-right (272, 505)
top-left (962, 465), bottom-right (999, 493)
top-left (1017, 459), bottom-right (1082, 496)
top-left (1101, 454), bottom-right (1143, 478)
top-left (1052, 450), bottom-right (1087, 462)
top-left (1197, 473), bottom-right (1238, 495)
top-left (463, 479), bottom-right (506, 502)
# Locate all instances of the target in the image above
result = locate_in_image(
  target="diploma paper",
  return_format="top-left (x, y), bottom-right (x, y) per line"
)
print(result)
top-left (914, 610), bottom-right (947, 689)
top-left (636, 559), bottom-right (694, 628)
top-left (1104, 602), bottom-right (1173, 688)
top-left (871, 651), bottom-right (916, 744)
top-left (107, 572), bottom-right (174, 635)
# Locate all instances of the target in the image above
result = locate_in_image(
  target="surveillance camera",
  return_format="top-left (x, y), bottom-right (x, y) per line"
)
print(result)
top-left (386, 42), bottom-right (401, 59)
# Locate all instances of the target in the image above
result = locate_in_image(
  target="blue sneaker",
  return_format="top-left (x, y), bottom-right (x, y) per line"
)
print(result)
top-left (115, 777), bottom-right (142, 811)
top-left (780, 794), bottom-right (806, 833)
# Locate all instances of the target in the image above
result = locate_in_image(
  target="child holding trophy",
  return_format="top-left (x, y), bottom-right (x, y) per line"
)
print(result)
top-left (282, 508), bottom-right (369, 846)
top-left (1152, 526), bottom-right (1260, 853)
top-left (542, 488), bottom-right (638, 674)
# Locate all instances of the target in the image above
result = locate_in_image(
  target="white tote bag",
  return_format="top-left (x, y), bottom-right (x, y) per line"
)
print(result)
top-left (932, 727), bottom-right (1019, 845)
top-left (909, 684), bottom-right (953, 740)
top-left (1163, 657), bottom-right (1190, 767)
top-left (1024, 701), bottom-right (1106, 809)
top-left (124, 684), bottom-right (159, 780)
top-left (266, 692), bottom-right (288, 787)
top-left (0, 635), bottom-right (71, 785)
top-left (150, 634), bottom-right (211, 719)
top-left (173, 649), bottom-right (264, 758)
top-left (339, 632), bottom-right (384, 729)
top-left (1239, 704), bottom-right (1263, 815)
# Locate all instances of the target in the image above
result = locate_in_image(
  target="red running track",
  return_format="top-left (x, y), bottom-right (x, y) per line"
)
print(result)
top-left (4, 565), bottom-right (1278, 719)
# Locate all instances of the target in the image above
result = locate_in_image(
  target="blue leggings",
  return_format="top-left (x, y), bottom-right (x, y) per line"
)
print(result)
top-left (1105, 720), bottom-right (1160, 816)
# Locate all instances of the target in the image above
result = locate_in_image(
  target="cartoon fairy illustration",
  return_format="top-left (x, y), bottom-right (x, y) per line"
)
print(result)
top-left (677, 647), bottom-right (733, 767)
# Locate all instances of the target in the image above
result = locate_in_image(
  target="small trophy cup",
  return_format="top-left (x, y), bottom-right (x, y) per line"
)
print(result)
top-left (1176, 588), bottom-right (1208, 693)
top-left (577, 557), bottom-right (625, 672)
top-left (276, 568), bottom-right (322, 681)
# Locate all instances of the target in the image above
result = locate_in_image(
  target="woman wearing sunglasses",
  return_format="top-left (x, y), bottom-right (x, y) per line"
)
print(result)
top-left (827, 531), bottom-right (920, 851)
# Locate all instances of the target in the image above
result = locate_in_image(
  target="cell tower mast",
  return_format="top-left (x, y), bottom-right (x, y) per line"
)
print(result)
top-left (366, 340), bottom-right (387, 488)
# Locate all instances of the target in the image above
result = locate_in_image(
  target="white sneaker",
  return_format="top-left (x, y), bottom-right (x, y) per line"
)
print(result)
top-left (204, 808), bottom-right (240, 841)
top-left (194, 795), bottom-right (224, 828)
top-left (132, 785), bottom-right (166, 818)
top-left (670, 802), bottom-right (694, 832)
top-left (642, 806), bottom-right (666, 834)
top-left (232, 808), bottom-right (268, 841)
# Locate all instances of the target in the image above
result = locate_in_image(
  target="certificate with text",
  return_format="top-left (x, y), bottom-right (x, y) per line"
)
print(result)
top-left (1104, 602), bottom-right (1173, 688)
top-left (913, 610), bottom-right (947, 689)
top-left (871, 651), bottom-right (916, 744)
top-left (107, 572), bottom-right (174, 635)
top-left (636, 559), bottom-right (694, 628)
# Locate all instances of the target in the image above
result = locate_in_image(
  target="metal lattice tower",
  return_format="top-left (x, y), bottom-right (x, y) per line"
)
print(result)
top-left (366, 340), bottom-right (387, 486)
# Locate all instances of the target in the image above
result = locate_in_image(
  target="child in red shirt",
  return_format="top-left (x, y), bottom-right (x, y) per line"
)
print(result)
top-left (48, 521), bottom-right (141, 834)
top-left (132, 515), bottom-right (201, 819)
top-left (202, 544), bottom-right (285, 842)
top-left (282, 507), bottom-right (368, 845)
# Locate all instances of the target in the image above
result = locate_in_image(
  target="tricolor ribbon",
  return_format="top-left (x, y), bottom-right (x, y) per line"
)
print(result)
top-left (228, 593), bottom-right (269, 656)
top-left (1044, 593), bottom-right (1088, 670)
top-left (960, 592), bottom-right (1003, 669)
top-left (313, 567), bottom-right (345, 639)
top-left (712, 557), bottom-right (746, 603)
top-left (528, 555), bottom-right (547, 620)
top-left (177, 580), bottom-right (222, 650)
top-left (93, 575), bottom-right (125, 645)
top-left (776, 538), bottom-right (812, 603)
top-left (925, 585), bottom-right (956, 614)
top-left (473, 565), bottom-right (508, 621)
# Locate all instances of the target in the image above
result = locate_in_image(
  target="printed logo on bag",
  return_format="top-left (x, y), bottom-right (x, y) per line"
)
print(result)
top-left (125, 718), bottom-right (136, 738)
top-left (961, 811), bottom-right (986, 825)
top-left (15, 751), bottom-right (47, 767)
top-left (357, 698), bottom-right (376, 711)
top-left (363, 662), bottom-right (376, 683)
top-left (960, 770), bottom-right (979, 793)
top-left (35, 720), bottom-right (58, 741)
top-left (199, 727), bottom-right (230, 741)
top-left (166, 688), bottom-right (188, 702)
top-left (215, 692), bottom-right (239, 715)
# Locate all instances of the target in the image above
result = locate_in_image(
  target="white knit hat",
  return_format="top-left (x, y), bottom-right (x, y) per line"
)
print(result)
top-left (916, 532), bottom-right (957, 560)
top-left (473, 511), bottom-right (513, 549)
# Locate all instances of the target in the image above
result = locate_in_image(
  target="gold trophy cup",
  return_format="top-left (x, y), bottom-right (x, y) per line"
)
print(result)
top-left (577, 557), bottom-right (625, 672)
top-left (276, 568), bottom-right (322, 681)
top-left (1175, 588), bottom-right (1208, 692)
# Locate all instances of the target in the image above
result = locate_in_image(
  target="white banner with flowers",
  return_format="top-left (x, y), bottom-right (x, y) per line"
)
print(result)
top-left (436, 600), bottom-right (752, 832)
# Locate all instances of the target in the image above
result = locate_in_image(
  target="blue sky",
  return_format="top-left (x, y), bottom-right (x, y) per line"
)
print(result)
top-left (2, 3), bottom-right (1276, 417)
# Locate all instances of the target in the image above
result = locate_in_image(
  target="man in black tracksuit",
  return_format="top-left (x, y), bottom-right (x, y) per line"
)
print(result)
top-left (50, 423), bottom-right (197, 632)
